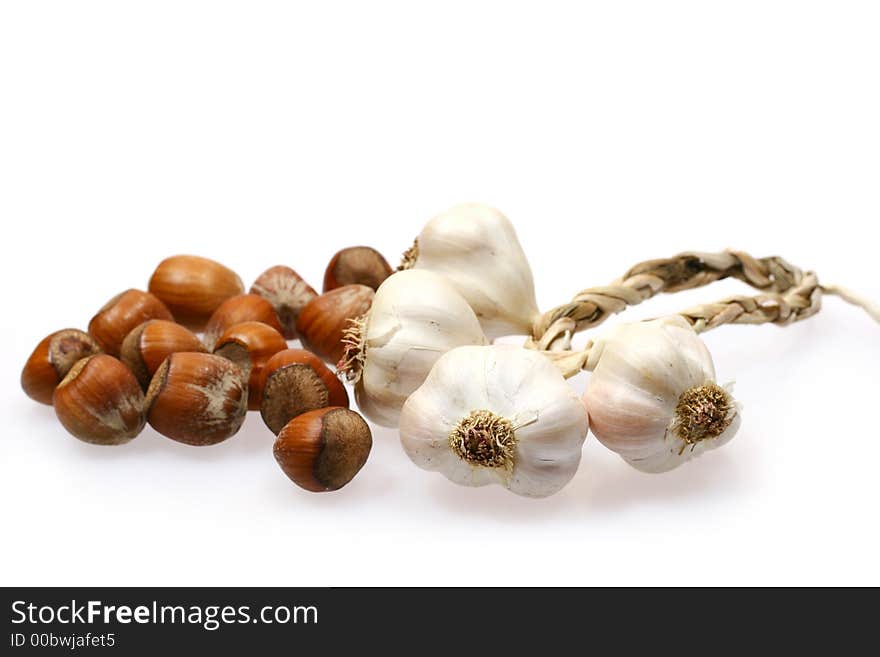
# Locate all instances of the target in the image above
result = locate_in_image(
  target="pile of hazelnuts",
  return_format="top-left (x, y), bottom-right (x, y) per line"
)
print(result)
top-left (20, 247), bottom-right (394, 493)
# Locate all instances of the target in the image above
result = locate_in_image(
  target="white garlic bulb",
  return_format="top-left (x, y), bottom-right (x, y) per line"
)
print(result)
top-left (341, 269), bottom-right (488, 428)
top-left (399, 345), bottom-right (589, 498)
top-left (409, 203), bottom-right (541, 339)
top-left (582, 315), bottom-right (741, 473)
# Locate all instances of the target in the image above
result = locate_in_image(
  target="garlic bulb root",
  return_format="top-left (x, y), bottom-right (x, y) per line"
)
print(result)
top-left (337, 314), bottom-right (368, 382)
top-left (448, 410), bottom-right (517, 473)
top-left (397, 239), bottom-right (419, 271)
top-left (671, 382), bottom-right (736, 453)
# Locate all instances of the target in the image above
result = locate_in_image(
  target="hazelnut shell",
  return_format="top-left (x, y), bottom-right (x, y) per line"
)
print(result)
top-left (259, 349), bottom-right (349, 434)
top-left (145, 352), bottom-right (248, 446)
top-left (88, 289), bottom-right (174, 357)
top-left (323, 246), bottom-right (393, 292)
top-left (249, 265), bottom-right (317, 339)
top-left (21, 329), bottom-right (103, 405)
top-left (53, 354), bottom-right (146, 445)
top-left (273, 407), bottom-right (372, 492)
top-left (120, 320), bottom-right (206, 390)
top-left (203, 294), bottom-right (283, 351)
top-left (212, 321), bottom-right (288, 410)
top-left (148, 255), bottom-right (244, 330)
top-left (296, 284), bottom-right (374, 364)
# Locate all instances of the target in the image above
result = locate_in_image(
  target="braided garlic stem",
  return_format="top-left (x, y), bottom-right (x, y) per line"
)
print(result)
top-left (677, 274), bottom-right (880, 333)
top-left (530, 250), bottom-right (805, 349)
top-left (543, 272), bottom-right (878, 379)
top-left (680, 271), bottom-right (821, 333)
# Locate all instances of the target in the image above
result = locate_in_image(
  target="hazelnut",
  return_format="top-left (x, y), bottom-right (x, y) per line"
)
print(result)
top-left (296, 284), bottom-right (374, 364)
top-left (53, 355), bottom-right (146, 445)
top-left (21, 329), bottom-right (103, 405)
top-left (249, 265), bottom-right (317, 339)
top-left (145, 352), bottom-right (248, 446)
top-left (120, 320), bottom-right (206, 390)
top-left (212, 321), bottom-right (288, 410)
top-left (260, 349), bottom-right (349, 435)
top-left (323, 246), bottom-right (392, 292)
top-left (273, 407), bottom-right (372, 492)
top-left (88, 289), bottom-right (174, 357)
top-left (203, 294), bottom-right (283, 351)
top-left (148, 255), bottom-right (244, 330)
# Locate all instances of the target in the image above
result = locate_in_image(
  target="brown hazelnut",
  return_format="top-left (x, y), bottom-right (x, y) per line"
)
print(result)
top-left (212, 321), bottom-right (288, 410)
top-left (323, 246), bottom-right (392, 292)
top-left (273, 407), bottom-right (372, 492)
top-left (88, 289), bottom-right (174, 357)
top-left (249, 265), bottom-right (317, 339)
top-left (21, 329), bottom-right (103, 405)
top-left (296, 284), bottom-right (374, 364)
top-left (145, 352), bottom-right (248, 446)
top-left (53, 355), bottom-right (146, 445)
top-left (203, 294), bottom-right (283, 351)
top-left (260, 349), bottom-right (349, 435)
top-left (148, 255), bottom-right (244, 330)
top-left (120, 320), bottom-right (206, 390)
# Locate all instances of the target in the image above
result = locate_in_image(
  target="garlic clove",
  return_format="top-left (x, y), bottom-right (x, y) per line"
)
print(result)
top-left (585, 379), bottom-right (671, 460)
top-left (348, 269), bottom-right (488, 428)
top-left (583, 316), bottom-right (740, 472)
top-left (410, 203), bottom-right (541, 339)
top-left (506, 398), bottom-right (589, 498)
top-left (625, 411), bottom-right (742, 473)
top-left (399, 387), bottom-right (499, 489)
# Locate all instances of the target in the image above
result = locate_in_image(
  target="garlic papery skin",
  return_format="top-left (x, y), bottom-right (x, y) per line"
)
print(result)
top-left (582, 315), bottom-right (741, 473)
top-left (345, 269), bottom-right (488, 428)
top-left (408, 203), bottom-right (541, 339)
top-left (399, 345), bottom-right (589, 498)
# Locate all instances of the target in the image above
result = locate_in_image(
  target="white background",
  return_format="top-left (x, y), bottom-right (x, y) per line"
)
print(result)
top-left (1, 1), bottom-right (878, 586)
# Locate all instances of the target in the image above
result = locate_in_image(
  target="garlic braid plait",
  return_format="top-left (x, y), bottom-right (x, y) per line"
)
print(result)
top-left (529, 249), bottom-right (815, 350)
top-left (543, 267), bottom-right (879, 378)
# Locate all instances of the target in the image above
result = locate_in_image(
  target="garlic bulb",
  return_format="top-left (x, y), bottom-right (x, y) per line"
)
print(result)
top-left (399, 345), bottom-right (589, 498)
top-left (582, 315), bottom-right (741, 473)
top-left (406, 203), bottom-right (541, 339)
top-left (340, 269), bottom-right (488, 428)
